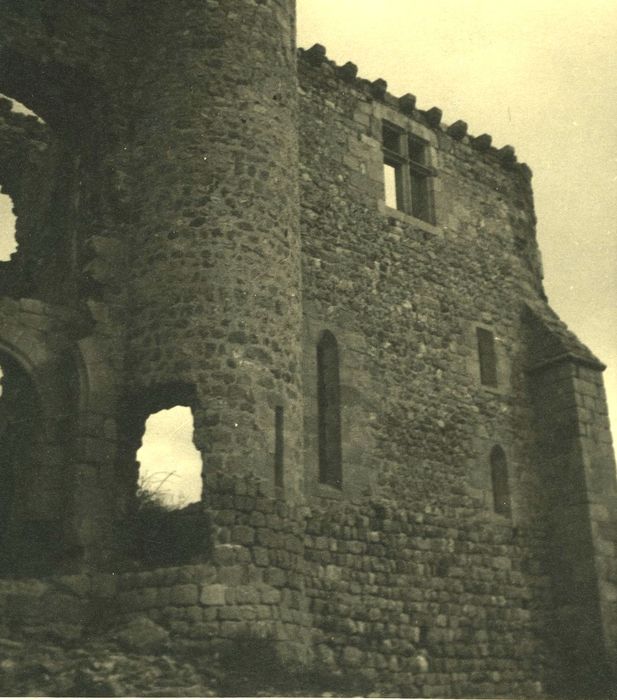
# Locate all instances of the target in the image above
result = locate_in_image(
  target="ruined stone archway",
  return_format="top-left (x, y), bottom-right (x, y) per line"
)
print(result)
top-left (0, 346), bottom-right (58, 575)
top-left (0, 351), bottom-right (40, 567)
top-left (0, 311), bottom-right (80, 574)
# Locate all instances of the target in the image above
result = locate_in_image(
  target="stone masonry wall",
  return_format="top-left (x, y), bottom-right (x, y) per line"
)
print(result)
top-left (298, 51), bottom-right (546, 522)
top-left (296, 48), bottom-right (616, 696)
top-left (123, 0), bottom-right (305, 498)
top-left (0, 473), bottom-right (552, 697)
top-left (0, 4), bottom-right (615, 698)
top-left (304, 499), bottom-right (551, 698)
top-left (0, 473), bottom-right (312, 662)
top-left (526, 342), bottom-right (617, 690)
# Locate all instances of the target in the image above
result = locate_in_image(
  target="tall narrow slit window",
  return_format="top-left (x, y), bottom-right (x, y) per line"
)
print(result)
top-left (490, 445), bottom-right (511, 516)
top-left (477, 327), bottom-right (498, 387)
top-left (274, 405), bottom-right (284, 489)
top-left (382, 121), bottom-right (435, 223)
top-left (317, 330), bottom-right (342, 489)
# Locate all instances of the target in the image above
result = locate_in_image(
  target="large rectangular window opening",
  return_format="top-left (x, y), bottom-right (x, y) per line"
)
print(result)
top-left (382, 121), bottom-right (435, 224)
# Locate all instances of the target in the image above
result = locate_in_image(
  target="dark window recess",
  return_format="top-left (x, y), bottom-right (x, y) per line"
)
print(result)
top-left (382, 122), bottom-right (402, 152)
top-left (477, 327), bottom-right (498, 386)
top-left (382, 121), bottom-right (435, 223)
top-left (490, 445), bottom-right (511, 516)
top-left (317, 330), bottom-right (342, 489)
top-left (274, 405), bottom-right (284, 489)
top-left (410, 170), bottom-right (431, 221)
top-left (408, 135), bottom-right (426, 163)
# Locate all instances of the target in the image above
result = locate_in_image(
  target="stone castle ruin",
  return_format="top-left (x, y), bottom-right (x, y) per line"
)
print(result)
top-left (0, 1), bottom-right (616, 697)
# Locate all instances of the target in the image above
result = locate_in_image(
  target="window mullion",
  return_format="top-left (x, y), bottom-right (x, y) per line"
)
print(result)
top-left (400, 161), bottom-right (413, 214)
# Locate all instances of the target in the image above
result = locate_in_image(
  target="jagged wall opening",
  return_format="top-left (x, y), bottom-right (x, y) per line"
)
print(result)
top-left (136, 406), bottom-right (202, 508)
top-left (0, 192), bottom-right (16, 261)
top-left (0, 43), bottom-right (115, 305)
top-left (114, 384), bottom-right (210, 567)
top-left (116, 383), bottom-right (200, 513)
top-left (0, 93), bottom-right (44, 121)
top-left (0, 88), bottom-right (75, 302)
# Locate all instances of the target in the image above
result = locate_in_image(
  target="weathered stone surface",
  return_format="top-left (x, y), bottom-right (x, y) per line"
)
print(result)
top-left (0, 1), bottom-right (615, 698)
top-left (109, 616), bottom-right (170, 652)
top-left (201, 584), bottom-right (227, 606)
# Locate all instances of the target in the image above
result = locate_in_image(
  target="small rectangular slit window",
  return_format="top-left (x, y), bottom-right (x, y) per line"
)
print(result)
top-left (477, 328), bottom-right (498, 387)
top-left (274, 405), bottom-right (284, 489)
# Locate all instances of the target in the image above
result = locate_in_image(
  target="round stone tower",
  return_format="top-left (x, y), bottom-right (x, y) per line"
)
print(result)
top-left (124, 0), bottom-right (303, 498)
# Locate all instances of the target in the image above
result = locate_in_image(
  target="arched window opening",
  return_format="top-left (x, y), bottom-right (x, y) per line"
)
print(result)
top-left (490, 445), bottom-right (511, 516)
top-left (317, 330), bottom-right (342, 489)
top-left (0, 192), bottom-right (17, 261)
top-left (136, 406), bottom-right (202, 508)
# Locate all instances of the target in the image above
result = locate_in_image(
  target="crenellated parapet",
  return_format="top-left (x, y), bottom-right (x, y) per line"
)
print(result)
top-left (298, 43), bottom-right (532, 177)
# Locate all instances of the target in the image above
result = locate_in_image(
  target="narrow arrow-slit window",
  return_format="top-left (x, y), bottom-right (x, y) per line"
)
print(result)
top-left (317, 331), bottom-right (342, 489)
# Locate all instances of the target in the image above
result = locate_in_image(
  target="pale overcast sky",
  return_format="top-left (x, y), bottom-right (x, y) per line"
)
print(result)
top-left (297, 0), bottom-right (617, 433)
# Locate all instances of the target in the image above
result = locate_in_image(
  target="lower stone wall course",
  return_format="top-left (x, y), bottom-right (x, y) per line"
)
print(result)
top-left (0, 475), bottom-right (584, 697)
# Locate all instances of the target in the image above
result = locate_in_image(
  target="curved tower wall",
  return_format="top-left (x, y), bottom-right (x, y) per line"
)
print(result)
top-left (126, 0), bottom-right (303, 497)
